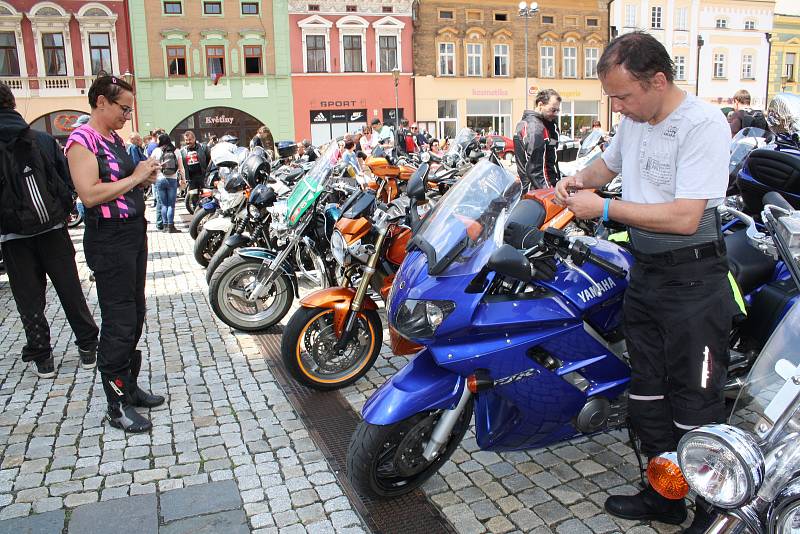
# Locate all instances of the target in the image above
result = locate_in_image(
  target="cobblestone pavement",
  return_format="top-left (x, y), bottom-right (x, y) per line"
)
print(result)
top-left (0, 203), bottom-right (689, 534)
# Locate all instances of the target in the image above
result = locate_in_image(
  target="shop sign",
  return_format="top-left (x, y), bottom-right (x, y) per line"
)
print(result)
top-left (472, 89), bottom-right (509, 97)
top-left (311, 109), bottom-right (367, 123)
top-left (319, 100), bottom-right (358, 108)
top-left (204, 114), bottom-right (235, 126)
top-left (311, 110), bottom-right (329, 123)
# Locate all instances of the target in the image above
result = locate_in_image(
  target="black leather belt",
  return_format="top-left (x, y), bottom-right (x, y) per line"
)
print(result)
top-left (633, 241), bottom-right (726, 266)
top-left (88, 216), bottom-right (143, 228)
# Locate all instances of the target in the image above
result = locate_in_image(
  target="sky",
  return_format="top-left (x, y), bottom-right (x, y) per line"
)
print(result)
top-left (775, 0), bottom-right (800, 16)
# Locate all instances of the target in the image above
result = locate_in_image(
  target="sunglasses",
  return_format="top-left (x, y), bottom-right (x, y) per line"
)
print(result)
top-left (112, 101), bottom-right (134, 117)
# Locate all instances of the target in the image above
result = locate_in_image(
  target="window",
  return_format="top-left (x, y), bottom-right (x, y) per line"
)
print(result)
top-left (343, 34), bottom-right (363, 72)
top-left (744, 20), bottom-right (755, 30)
top-left (715, 18), bottom-right (727, 29)
top-left (466, 10), bottom-right (482, 22)
top-left (306, 35), bottom-right (326, 72)
top-left (651, 6), bottom-right (662, 29)
top-left (675, 7), bottom-right (687, 30)
top-left (308, 4), bottom-right (320, 11)
top-left (439, 10), bottom-right (453, 20)
top-left (625, 4), bottom-right (636, 27)
top-left (494, 12), bottom-right (508, 21)
top-left (741, 54), bottom-right (753, 79)
top-left (163, 1), bottom-right (182, 14)
top-left (204, 1), bottom-right (222, 14)
top-left (438, 42), bottom-right (455, 76)
top-left (167, 46), bottom-right (186, 77)
top-left (540, 46), bottom-right (555, 78)
top-left (206, 45), bottom-right (225, 77)
top-left (466, 99), bottom-right (513, 137)
top-left (585, 47), bottom-right (598, 78)
top-left (586, 18), bottom-right (598, 27)
top-left (0, 32), bottom-right (19, 76)
top-left (382, 6), bottom-right (392, 13)
top-left (346, 5), bottom-right (356, 12)
top-left (674, 55), bottom-right (685, 80)
top-left (563, 46), bottom-right (577, 78)
top-left (438, 100), bottom-right (458, 139)
top-left (466, 43), bottom-right (482, 76)
top-left (542, 15), bottom-right (554, 24)
top-left (713, 53), bottom-right (726, 78)
top-left (242, 2), bottom-right (259, 14)
top-left (89, 33), bottom-right (112, 75)
top-left (243, 45), bottom-right (262, 74)
top-left (42, 33), bottom-right (66, 76)
top-left (784, 53), bottom-right (796, 81)
top-left (379, 35), bottom-right (398, 72)
top-left (494, 44), bottom-right (509, 76)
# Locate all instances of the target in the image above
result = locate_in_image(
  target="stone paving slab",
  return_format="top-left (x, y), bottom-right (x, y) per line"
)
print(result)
top-left (160, 509), bottom-right (250, 534)
top-left (160, 479), bottom-right (242, 522)
top-left (0, 509), bottom-right (64, 534)
top-left (68, 493), bottom-right (157, 534)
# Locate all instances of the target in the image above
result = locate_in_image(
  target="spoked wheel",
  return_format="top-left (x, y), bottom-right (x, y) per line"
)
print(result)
top-left (67, 204), bottom-right (83, 228)
top-left (295, 244), bottom-right (330, 288)
top-left (281, 307), bottom-right (382, 390)
top-left (194, 228), bottom-right (224, 267)
top-left (347, 401), bottom-right (474, 499)
top-left (208, 255), bottom-right (294, 332)
top-left (189, 208), bottom-right (215, 240)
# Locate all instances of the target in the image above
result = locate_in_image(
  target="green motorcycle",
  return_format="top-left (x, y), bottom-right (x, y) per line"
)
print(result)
top-left (208, 141), bottom-right (353, 332)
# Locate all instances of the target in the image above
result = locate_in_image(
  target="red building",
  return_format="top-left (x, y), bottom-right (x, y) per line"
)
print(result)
top-left (289, 1), bottom-right (414, 145)
top-left (0, 1), bottom-right (134, 142)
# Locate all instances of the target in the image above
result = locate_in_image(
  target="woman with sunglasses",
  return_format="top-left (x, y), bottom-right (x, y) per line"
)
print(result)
top-left (66, 75), bottom-right (164, 433)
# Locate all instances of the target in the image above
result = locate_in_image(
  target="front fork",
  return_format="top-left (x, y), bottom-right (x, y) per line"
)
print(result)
top-left (422, 384), bottom-right (472, 461)
top-left (247, 223), bottom-right (307, 301)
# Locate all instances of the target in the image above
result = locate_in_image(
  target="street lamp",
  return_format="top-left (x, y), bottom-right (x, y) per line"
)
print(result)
top-left (765, 33), bottom-right (772, 108)
top-left (518, 2), bottom-right (539, 110)
top-left (122, 70), bottom-right (133, 85)
top-left (392, 66), bottom-right (400, 132)
top-left (695, 35), bottom-right (704, 97)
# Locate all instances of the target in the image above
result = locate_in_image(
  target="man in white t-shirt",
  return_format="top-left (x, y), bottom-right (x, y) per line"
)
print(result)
top-left (555, 31), bottom-right (739, 534)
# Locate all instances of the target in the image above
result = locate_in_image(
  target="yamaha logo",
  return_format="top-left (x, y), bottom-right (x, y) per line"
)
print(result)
top-left (399, 281), bottom-right (405, 289)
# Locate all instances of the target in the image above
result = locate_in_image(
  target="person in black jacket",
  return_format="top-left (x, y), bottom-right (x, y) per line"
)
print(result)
top-left (0, 82), bottom-right (99, 378)
top-left (180, 131), bottom-right (209, 191)
top-left (514, 89), bottom-right (563, 190)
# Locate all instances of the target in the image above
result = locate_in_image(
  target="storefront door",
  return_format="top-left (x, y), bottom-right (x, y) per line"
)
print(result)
top-left (30, 110), bottom-right (85, 145)
top-left (171, 107), bottom-right (264, 147)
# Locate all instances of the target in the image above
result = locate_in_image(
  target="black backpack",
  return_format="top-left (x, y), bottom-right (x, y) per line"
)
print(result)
top-left (741, 109), bottom-right (769, 131)
top-left (0, 128), bottom-right (73, 235)
top-left (159, 148), bottom-right (179, 175)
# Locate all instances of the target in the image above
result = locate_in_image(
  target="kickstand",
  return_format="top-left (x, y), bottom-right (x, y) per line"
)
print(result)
top-left (626, 419), bottom-right (648, 489)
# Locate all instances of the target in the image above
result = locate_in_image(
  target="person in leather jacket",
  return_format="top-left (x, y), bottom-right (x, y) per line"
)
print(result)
top-left (514, 89), bottom-right (563, 190)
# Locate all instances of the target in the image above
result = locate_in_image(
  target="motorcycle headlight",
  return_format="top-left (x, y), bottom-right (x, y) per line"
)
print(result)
top-left (331, 229), bottom-right (347, 265)
top-left (220, 192), bottom-right (242, 212)
top-left (771, 500), bottom-right (800, 534)
top-left (678, 424), bottom-right (764, 509)
top-left (394, 299), bottom-right (455, 340)
top-left (248, 204), bottom-right (262, 219)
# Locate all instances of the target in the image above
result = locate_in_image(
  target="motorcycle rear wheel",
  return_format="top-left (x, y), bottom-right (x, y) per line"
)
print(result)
top-left (185, 193), bottom-right (197, 215)
top-left (194, 228), bottom-right (224, 267)
top-left (347, 401), bottom-right (473, 499)
top-left (281, 306), bottom-right (382, 390)
top-left (208, 255), bottom-right (294, 332)
top-left (206, 242), bottom-right (235, 283)
top-left (189, 208), bottom-right (215, 240)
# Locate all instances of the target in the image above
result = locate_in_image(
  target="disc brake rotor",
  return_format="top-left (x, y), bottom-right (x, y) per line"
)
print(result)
top-left (302, 314), bottom-right (366, 375)
top-left (393, 413), bottom-right (438, 477)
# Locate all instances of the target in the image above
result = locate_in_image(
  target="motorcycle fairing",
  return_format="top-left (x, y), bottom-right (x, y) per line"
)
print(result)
top-left (298, 287), bottom-right (379, 339)
top-left (203, 217), bottom-right (234, 232)
top-left (235, 247), bottom-right (298, 294)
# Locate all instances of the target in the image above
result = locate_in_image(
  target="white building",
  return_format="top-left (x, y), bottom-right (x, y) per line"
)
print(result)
top-left (610, 0), bottom-right (775, 109)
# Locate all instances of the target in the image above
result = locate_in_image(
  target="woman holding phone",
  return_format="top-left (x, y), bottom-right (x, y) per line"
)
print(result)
top-left (66, 75), bottom-right (164, 433)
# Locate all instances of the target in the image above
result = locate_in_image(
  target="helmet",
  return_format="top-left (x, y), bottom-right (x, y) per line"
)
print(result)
top-left (239, 152), bottom-right (270, 188)
top-left (224, 170), bottom-right (246, 193)
top-left (248, 184), bottom-right (277, 209)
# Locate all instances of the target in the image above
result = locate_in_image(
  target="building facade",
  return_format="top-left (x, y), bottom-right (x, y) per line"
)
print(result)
top-left (128, 0), bottom-right (293, 144)
top-left (611, 0), bottom-right (775, 112)
top-left (413, 0), bottom-right (608, 141)
top-left (288, 0), bottom-right (414, 145)
top-left (0, 0), bottom-right (134, 142)
top-left (767, 10), bottom-right (800, 102)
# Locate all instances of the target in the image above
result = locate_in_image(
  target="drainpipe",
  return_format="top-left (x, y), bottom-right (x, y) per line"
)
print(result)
top-left (695, 35), bottom-right (704, 97)
top-left (123, 0), bottom-right (139, 131)
top-left (606, 0), bottom-right (615, 129)
top-left (765, 32), bottom-right (772, 108)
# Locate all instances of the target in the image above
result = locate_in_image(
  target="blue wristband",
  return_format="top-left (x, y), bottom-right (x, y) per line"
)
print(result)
top-left (602, 198), bottom-right (611, 223)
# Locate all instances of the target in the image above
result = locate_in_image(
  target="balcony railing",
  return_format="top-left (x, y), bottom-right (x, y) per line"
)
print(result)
top-left (0, 75), bottom-right (99, 94)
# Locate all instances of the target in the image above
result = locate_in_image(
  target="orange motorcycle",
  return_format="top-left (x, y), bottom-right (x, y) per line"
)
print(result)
top-left (279, 166), bottom-right (430, 390)
top-left (363, 149), bottom-right (416, 203)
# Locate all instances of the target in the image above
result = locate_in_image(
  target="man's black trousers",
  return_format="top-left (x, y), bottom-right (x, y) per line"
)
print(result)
top-left (1, 227), bottom-right (98, 363)
top-left (83, 218), bottom-right (147, 401)
top-left (624, 253), bottom-right (739, 455)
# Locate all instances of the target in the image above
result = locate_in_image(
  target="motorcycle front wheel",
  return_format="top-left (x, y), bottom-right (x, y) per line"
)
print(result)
top-left (193, 228), bottom-right (224, 267)
top-left (208, 255), bottom-right (294, 332)
top-left (281, 306), bottom-right (382, 390)
top-left (347, 401), bottom-right (474, 499)
top-left (189, 208), bottom-right (215, 240)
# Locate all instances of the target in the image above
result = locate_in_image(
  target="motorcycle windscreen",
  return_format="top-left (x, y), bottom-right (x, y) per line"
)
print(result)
top-left (286, 141), bottom-right (340, 227)
top-left (729, 300), bottom-right (800, 445)
top-left (410, 159), bottom-right (522, 277)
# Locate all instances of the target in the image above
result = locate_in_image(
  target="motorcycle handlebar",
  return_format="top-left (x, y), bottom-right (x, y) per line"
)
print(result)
top-left (583, 249), bottom-right (628, 278)
top-left (764, 192), bottom-right (793, 213)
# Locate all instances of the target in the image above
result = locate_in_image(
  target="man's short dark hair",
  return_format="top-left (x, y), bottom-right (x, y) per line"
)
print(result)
top-left (733, 89), bottom-right (751, 105)
top-left (535, 89), bottom-right (561, 106)
top-left (597, 31), bottom-right (675, 84)
top-left (371, 118), bottom-right (382, 127)
top-left (0, 82), bottom-right (15, 110)
top-left (400, 118), bottom-right (409, 127)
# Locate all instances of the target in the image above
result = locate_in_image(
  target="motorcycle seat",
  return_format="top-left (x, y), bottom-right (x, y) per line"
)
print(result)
top-left (281, 167), bottom-right (305, 184)
top-left (739, 148), bottom-right (800, 212)
top-left (504, 199), bottom-right (546, 249)
top-left (725, 229), bottom-right (776, 296)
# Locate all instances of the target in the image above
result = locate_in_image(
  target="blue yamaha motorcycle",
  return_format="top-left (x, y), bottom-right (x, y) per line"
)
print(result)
top-left (347, 159), bottom-right (798, 499)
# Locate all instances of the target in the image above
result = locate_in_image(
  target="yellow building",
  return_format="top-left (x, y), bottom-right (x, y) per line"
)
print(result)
top-left (768, 12), bottom-right (800, 102)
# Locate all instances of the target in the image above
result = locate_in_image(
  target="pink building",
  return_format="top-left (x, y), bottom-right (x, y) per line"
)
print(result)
top-left (288, 1), bottom-right (414, 144)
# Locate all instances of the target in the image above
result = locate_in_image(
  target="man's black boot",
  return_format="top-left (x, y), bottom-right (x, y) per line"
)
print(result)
top-left (684, 498), bottom-right (715, 534)
top-left (605, 486), bottom-right (687, 525)
top-left (101, 373), bottom-right (152, 433)
top-left (129, 350), bottom-right (165, 408)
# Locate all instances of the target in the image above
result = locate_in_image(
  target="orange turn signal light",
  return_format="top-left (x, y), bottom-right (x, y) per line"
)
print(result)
top-left (647, 454), bottom-right (689, 500)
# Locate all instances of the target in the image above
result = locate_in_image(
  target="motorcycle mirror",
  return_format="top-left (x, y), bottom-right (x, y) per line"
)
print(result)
top-left (408, 164), bottom-right (429, 201)
top-left (421, 152), bottom-right (431, 163)
top-left (487, 244), bottom-right (534, 283)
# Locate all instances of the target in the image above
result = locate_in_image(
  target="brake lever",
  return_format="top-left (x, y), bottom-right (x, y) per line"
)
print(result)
top-left (558, 252), bottom-right (602, 292)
